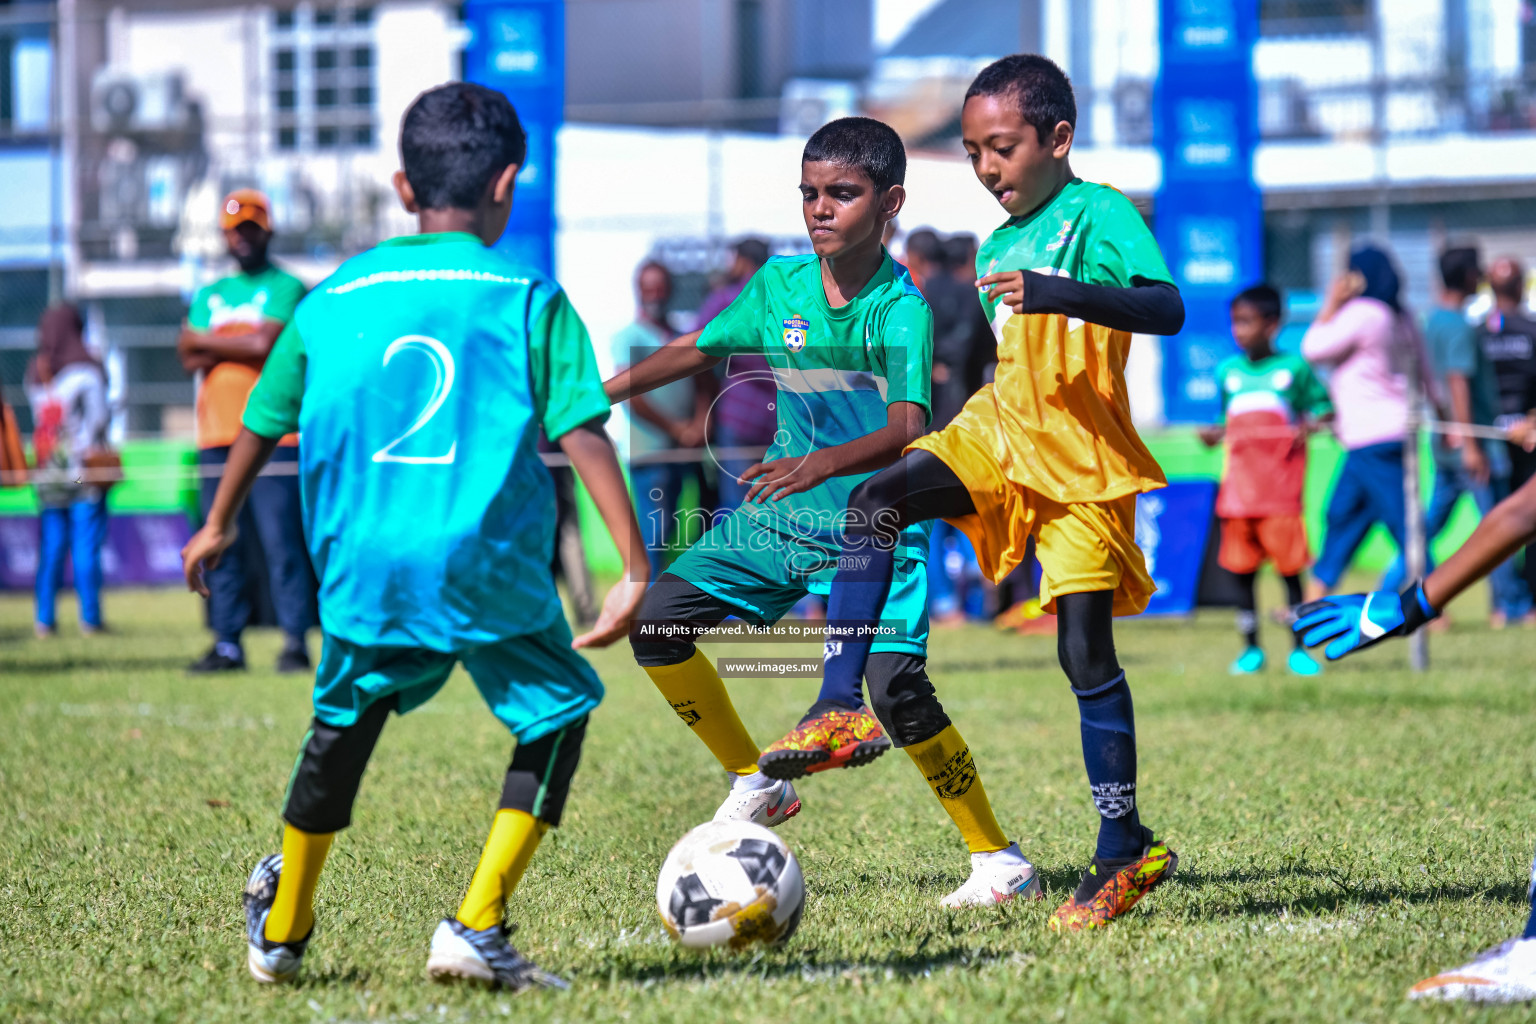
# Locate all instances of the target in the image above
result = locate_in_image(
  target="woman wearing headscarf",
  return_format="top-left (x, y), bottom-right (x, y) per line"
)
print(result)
top-left (26, 304), bottom-right (111, 636)
top-left (1302, 245), bottom-right (1437, 600)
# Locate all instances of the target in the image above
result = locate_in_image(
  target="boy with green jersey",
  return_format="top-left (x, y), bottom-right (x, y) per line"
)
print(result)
top-left (181, 83), bottom-right (648, 991)
top-left (608, 117), bottom-right (1043, 908)
top-left (768, 56), bottom-right (1190, 931)
top-left (1199, 284), bottom-right (1332, 676)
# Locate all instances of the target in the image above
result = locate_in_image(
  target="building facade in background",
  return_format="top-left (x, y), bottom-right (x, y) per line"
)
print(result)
top-left (5, 0), bottom-right (1536, 433)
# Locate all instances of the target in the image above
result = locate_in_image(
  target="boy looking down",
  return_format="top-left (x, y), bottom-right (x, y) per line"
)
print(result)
top-left (607, 117), bottom-right (1042, 908)
top-left (182, 82), bottom-right (647, 991)
top-left (764, 55), bottom-right (1188, 931)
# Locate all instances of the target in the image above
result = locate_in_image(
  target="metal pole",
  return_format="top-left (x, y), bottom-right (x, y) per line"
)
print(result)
top-left (1404, 322), bottom-right (1428, 672)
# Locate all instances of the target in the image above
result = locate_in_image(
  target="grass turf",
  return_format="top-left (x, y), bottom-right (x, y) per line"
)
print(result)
top-left (2, 581), bottom-right (1533, 1023)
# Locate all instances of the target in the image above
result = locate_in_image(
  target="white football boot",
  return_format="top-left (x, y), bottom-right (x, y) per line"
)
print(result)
top-left (712, 772), bottom-right (801, 828)
top-left (940, 842), bottom-right (1044, 908)
top-left (426, 919), bottom-right (567, 991)
top-left (1409, 937), bottom-right (1536, 1002)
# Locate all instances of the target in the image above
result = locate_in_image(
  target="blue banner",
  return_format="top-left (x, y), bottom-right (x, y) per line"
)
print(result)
top-left (1155, 0), bottom-right (1263, 422)
top-left (463, 0), bottom-right (563, 276)
top-left (1136, 480), bottom-right (1218, 616)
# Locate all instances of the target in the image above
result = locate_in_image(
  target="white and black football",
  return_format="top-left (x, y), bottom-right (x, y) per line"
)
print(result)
top-left (656, 819), bottom-right (804, 949)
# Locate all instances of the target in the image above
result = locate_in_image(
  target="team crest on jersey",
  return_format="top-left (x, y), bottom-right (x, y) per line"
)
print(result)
top-left (1046, 219), bottom-right (1076, 252)
top-left (782, 315), bottom-right (809, 353)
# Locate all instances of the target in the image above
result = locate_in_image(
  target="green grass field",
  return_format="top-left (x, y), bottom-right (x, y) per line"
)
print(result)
top-left (3, 582), bottom-right (1535, 1023)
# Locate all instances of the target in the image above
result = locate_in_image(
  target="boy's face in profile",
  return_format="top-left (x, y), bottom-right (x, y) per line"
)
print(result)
top-left (799, 160), bottom-right (889, 259)
top-left (961, 93), bottom-right (1072, 218)
top-left (1230, 301), bottom-right (1278, 358)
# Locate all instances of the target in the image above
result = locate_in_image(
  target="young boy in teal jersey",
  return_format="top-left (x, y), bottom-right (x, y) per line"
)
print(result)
top-left (606, 117), bottom-right (1043, 908)
top-left (181, 83), bottom-right (648, 991)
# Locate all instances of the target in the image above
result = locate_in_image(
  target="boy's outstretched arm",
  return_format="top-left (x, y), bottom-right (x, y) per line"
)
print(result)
top-left (182, 427), bottom-right (282, 594)
top-left (560, 420), bottom-right (650, 649)
top-left (604, 330), bottom-right (721, 403)
top-left (1294, 473), bottom-right (1536, 660)
top-left (977, 272), bottom-right (1185, 335)
top-left (743, 401), bottom-right (927, 504)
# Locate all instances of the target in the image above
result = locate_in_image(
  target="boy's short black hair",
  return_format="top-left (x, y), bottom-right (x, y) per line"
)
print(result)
top-left (965, 54), bottom-right (1077, 143)
top-left (1439, 246), bottom-right (1482, 291)
top-left (802, 116), bottom-right (906, 193)
top-left (1230, 283), bottom-right (1283, 322)
top-left (400, 82), bottom-right (527, 210)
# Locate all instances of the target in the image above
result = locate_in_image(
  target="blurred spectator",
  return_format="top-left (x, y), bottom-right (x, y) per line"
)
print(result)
top-left (1303, 244), bottom-right (1434, 600)
top-left (26, 305), bottom-right (109, 637)
top-left (1384, 247), bottom-right (1531, 624)
top-left (613, 260), bottom-right (705, 578)
top-left (902, 228), bottom-right (942, 293)
top-left (1481, 257), bottom-right (1536, 600)
top-left (698, 239), bottom-right (774, 512)
top-left (915, 232), bottom-right (994, 623)
top-left (178, 190), bottom-right (317, 673)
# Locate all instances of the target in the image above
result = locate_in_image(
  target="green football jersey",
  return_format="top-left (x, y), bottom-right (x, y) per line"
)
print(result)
top-left (959, 178), bottom-right (1172, 504)
top-left (1214, 350), bottom-right (1331, 517)
top-left (697, 251), bottom-right (933, 560)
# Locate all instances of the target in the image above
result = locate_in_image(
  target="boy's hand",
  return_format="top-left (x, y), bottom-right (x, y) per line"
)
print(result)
top-left (1292, 582), bottom-right (1437, 661)
top-left (977, 270), bottom-right (1027, 314)
top-left (1196, 424), bottom-right (1224, 447)
top-left (572, 577), bottom-right (648, 649)
top-left (182, 524), bottom-right (237, 597)
top-left (742, 449), bottom-right (832, 504)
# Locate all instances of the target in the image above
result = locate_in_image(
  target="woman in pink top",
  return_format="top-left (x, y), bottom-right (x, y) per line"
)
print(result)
top-left (1302, 245), bottom-right (1432, 599)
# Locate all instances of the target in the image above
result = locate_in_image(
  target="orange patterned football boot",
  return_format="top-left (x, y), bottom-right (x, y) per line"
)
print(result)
top-left (1049, 828), bottom-right (1177, 932)
top-left (756, 703), bottom-right (891, 780)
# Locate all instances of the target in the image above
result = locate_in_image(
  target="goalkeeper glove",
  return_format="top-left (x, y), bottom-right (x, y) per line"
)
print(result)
top-left (1291, 580), bottom-right (1438, 662)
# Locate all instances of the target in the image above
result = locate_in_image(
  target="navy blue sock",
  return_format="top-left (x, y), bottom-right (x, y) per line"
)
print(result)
top-left (814, 538), bottom-right (895, 711)
top-left (1075, 672), bottom-right (1142, 861)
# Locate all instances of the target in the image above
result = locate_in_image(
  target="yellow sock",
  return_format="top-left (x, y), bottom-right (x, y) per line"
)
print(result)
top-left (905, 724), bottom-right (1009, 854)
top-left (264, 826), bottom-right (334, 943)
top-left (456, 809), bottom-right (549, 932)
top-left (644, 649), bottom-right (760, 775)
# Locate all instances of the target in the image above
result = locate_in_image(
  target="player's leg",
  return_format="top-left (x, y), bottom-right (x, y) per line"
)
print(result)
top-left (816, 449), bottom-right (976, 710)
top-left (427, 622), bottom-right (605, 990)
top-left (431, 718), bottom-right (584, 991)
top-left (1047, 590), bottom-right (1176, 930)
top-left (864, 651), bottom-right (1041, 906)
top-left (1230, 570), bottom-right (1264, 674)
top-left (68, 497), bottom-right (107, 632)
top-left (1408, 845), bottom-right (1536, 1002)
top-left (629, 550), bottom-right (800, 827)
top-left (1216, 517), bottom-right (1264, 673)
top-left (246, 639), bottom-right (454, 983)
top-left (1267, 516), bottom-right (1323, 676)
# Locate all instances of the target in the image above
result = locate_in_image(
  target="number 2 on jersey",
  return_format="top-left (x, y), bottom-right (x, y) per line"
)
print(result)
top-left (371, 334), bottom-right (458, 465)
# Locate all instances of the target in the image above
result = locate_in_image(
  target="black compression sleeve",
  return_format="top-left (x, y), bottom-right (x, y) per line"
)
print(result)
top-left (1020, 274), bottom-right (1185, 335)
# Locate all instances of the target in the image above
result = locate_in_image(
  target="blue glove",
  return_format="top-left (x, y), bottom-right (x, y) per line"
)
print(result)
top-left (1291, 580), bottom-right (1438, 661)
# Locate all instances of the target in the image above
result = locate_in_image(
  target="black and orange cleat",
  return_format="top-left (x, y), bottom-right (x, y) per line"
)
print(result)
top-left (757, 702), bottom-right (891, 780)
top-left (1049, 827), bottom-right (1178, 933)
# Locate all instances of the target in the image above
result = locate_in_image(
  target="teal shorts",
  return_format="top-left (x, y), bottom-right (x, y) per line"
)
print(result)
top-left (312, 614), bottom-right (603, 743)
top-left (664, 507), bottom-right (929, 658)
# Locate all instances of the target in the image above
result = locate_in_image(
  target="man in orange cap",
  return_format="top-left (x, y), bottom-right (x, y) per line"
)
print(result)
top-left (179, 189), bottom-right (316, 673)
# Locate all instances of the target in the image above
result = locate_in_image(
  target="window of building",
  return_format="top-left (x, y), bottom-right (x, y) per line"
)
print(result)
top-left (1259, 0), bottom-right (1368, 36)
top-left (268, 3), bottom-right (376, 151)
